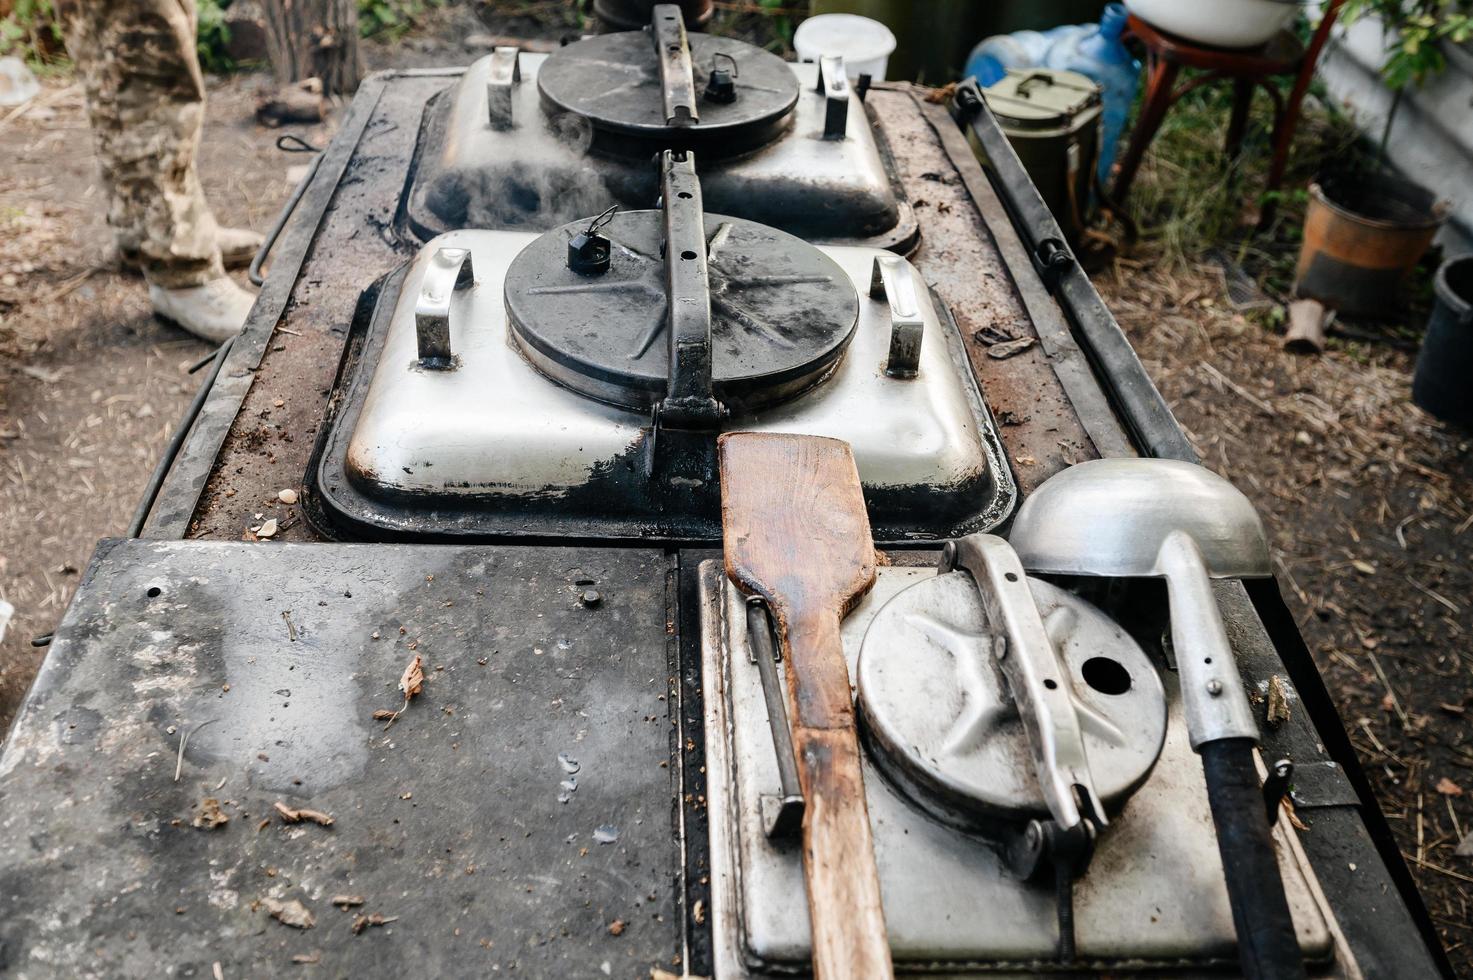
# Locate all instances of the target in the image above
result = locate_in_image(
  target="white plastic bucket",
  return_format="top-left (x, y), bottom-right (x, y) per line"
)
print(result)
top-left (793, 14), bottom-right (897, 82)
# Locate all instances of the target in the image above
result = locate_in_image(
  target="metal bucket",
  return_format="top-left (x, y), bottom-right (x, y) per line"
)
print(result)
top-left (1412, 255), bottom-right (1473, 428)
top-left (1294, 173), bottom-right (1445, 318)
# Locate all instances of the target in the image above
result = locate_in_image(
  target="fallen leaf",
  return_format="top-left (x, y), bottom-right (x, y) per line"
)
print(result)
top-left (193, 798), bottom-right (229, 830)
top-left (986, 336), bottom-right (1036, 360)
top-left (399, 655), bottom-right (424, 699)
top-left (1266, 675), bottom-right (1291, 727)
top-left (332, 895), bottom-right (366, 908)
top-left (264, 897), bottom-right (316, 929)
top-left (256, 518), bottom-right (279, 539)
top-left (1436, 777), bottom-right (1464, 797)
top-left (371, 709), bottom-right (397, 720)
top-left (351, 913), bottom-right (397, 935)
top-left (274, 801), bottom-right (334, 827)
top-left (278, 488), bottom-right (299, 505)
top-left (291, 951), bottom-right (321, 964)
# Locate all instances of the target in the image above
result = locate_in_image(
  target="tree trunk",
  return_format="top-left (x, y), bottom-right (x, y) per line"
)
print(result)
top-left (261, 0), bottom-right (362, 97)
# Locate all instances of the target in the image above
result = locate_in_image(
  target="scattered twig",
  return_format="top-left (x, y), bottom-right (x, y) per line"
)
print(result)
top-left (174, 718), bottom-right (220, 782)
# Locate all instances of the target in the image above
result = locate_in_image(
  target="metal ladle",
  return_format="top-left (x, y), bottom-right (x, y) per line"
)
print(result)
top-left (1006, 458), bottom-right (1307, 980)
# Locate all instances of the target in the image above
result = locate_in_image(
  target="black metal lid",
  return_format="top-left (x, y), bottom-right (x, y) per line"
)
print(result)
top-left (537, 16), bottom-right (798, 158)
top-left (504, 208), bottom-right (858, 412)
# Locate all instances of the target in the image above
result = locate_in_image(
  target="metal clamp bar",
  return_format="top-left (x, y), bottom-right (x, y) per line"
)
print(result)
top-left (486, 46), bottom-right (521, 130)
top-left (652, 4), bottom-right (698, 127)
top-left (1156, 532), bottom-right (1260, 747)
top-left (870, 255), bottom-right (923, 378)
top-left (415, 246), bottom-right (474, 368)
top-left (941, 533), bottom-right (1105, 831)
top-left (816, 55), bottom-right (849, 140)
top-left (657, 150), bottom-right (724, 426)
top-left (746, 597), bottom-right (805, 838)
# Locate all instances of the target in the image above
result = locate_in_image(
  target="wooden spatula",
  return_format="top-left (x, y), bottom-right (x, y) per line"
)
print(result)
top-left (719, 431), bottom-right (894, 980)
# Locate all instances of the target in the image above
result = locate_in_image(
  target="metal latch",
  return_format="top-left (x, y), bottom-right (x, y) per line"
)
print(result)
top-left (651, 4), bottom-right (698, 127)
top-left (656, 150), bottom-right (726, 428)
top-left (942, 532), bottom-right (1107, 962)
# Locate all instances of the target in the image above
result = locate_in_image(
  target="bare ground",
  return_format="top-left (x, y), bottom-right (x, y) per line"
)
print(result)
top-left (1097, 261), bottom-right (1473, 972)
top-left (1, 11), bottom-right (1471, 973)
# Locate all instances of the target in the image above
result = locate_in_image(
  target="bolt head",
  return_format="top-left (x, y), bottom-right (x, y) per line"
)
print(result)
top-left (1206, 679), bottom-right (1223, 696)
top-left (579, 589), bottom-right (602, 608)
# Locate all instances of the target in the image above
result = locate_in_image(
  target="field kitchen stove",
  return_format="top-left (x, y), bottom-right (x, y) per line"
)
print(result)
top-left (0, 19), bottom-right (1452, 980)
top-left (405, 6), bottom-right (916, 249)
top-left (314, 151), bottom-right (1013, 542)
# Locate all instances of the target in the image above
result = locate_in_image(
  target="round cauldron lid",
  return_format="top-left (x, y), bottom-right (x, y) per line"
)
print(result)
top-left (504, 209), bottom-right (858, 412)
top-left (857, 572), bottom-right (1168, 832)
top-left (537, 28), bottom-right (798, 154)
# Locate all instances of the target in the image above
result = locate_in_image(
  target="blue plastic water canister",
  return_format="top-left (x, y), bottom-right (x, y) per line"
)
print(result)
top-left (1041, 4), bottom-right (1139, 185)
top-left (963, 27), bottom-right (1082, 88)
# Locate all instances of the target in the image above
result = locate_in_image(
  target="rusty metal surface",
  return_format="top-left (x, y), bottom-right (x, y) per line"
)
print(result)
top-left (183, 79), bottom-right (1109, 539)
top-left (866, 87), bottom-right (1106, 494)
top-left (186, 74), bottom-right (456, 542)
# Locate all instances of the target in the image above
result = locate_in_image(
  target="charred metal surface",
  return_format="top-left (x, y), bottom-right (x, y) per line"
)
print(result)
top-left (0, 539), bottom-right (681, 977)
top-left (868, 87), bottom-right (1107, 494)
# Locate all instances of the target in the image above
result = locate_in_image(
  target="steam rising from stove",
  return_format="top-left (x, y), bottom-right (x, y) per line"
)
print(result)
top-left (425, 109), bottom-right (621, 230)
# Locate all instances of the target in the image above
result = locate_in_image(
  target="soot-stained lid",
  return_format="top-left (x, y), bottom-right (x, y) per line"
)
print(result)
top-left (504, 209), bottom-right (859, 412)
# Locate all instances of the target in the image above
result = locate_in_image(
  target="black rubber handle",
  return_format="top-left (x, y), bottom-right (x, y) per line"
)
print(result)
top-left (1200, 738), bottom-right (1309, 980)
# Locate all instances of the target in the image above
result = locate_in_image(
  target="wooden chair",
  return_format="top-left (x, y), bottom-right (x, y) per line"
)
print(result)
top-left (1111, 2), bottom-right (1346, 224)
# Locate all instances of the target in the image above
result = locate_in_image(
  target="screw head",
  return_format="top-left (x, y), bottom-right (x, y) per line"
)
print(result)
top-left (1206, 679), bottom-right (1223, 697)
top-left (579, 589), bottom-right (602, 608)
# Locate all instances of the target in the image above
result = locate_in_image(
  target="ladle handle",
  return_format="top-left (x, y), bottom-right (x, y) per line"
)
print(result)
top-left (1201, 738), bottom-right (1308, 980)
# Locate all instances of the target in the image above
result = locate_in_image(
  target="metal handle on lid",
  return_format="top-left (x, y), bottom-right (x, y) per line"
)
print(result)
top-left (870, 255), bottom-right (923, 378)
top-left (652, 4), bottom-right (698, 127)
top-left (940, 533), bottom-right (1106, 832)
top-left (415, 246), bottom-right (474, 368)
top-left (657, 150), bottom-right (725, 427)
top-left (816, 55), bottom-right (849, 140)
top-left (486, 46), bottom-right (521, 130)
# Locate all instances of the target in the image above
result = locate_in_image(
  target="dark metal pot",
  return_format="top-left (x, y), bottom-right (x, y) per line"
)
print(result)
top-left (1294, 172), bottom-right (1445, 318)
top-left (1412, 255), bottom-right (1473, 428)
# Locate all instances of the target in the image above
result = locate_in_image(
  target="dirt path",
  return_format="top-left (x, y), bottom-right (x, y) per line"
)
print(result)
top-left (0, 72), bottom-right (336, 720)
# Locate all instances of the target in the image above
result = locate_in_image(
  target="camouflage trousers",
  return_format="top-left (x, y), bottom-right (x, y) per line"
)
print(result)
top-left (60, 0), bottom-right (224, 289)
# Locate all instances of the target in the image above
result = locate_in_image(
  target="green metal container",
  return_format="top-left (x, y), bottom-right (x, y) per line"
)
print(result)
top-left (979, 68), bottom-right (1101, 244)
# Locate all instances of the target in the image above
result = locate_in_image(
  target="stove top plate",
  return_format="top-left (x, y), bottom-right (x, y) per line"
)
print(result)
top-left (700, 562), bottom-right (1339, 973)
top-left (311, 231), bottom-right (1015, 543)
top-left (405, 55), bottom-right (917, 249)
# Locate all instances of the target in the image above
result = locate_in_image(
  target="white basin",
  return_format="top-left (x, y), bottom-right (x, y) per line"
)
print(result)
top-left (1126, 0), bottom-right (1299, 49)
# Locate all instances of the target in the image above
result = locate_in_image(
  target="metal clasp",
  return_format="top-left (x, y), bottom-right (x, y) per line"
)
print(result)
top-left (652, 4), bottom-right (698, 127)
top-left (939, 534), bottom-right (1106, 833)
